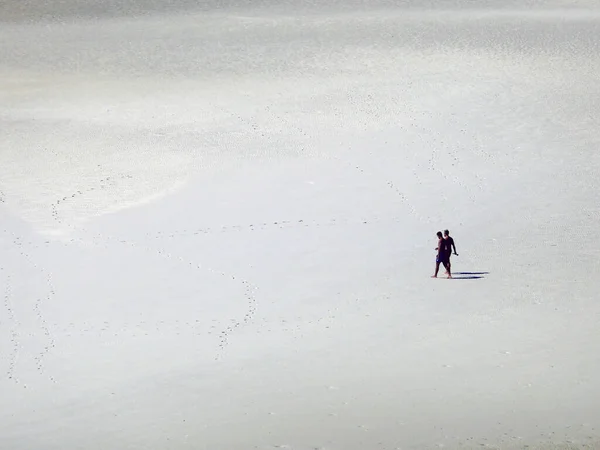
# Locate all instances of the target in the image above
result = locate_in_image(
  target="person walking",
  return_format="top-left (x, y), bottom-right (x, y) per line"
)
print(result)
top-left (432, 231), bottom-right (449, 278)
top-left (443, 229), bottom-right (458, 276)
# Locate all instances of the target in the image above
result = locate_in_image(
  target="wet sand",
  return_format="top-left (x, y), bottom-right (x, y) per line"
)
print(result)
top-left (1, 1), bottom-right (600, 449)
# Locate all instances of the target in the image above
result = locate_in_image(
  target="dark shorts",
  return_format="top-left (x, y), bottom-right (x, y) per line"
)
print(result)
top-left (437, 253), bottom-right (450, 264)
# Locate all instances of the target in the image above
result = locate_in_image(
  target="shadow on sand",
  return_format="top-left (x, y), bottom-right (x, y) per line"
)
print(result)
top-left (452, 271), bottom-right (489, 280)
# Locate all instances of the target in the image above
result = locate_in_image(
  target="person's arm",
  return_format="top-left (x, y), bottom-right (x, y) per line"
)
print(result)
top-left (452, 240), bottom-right (458, 255)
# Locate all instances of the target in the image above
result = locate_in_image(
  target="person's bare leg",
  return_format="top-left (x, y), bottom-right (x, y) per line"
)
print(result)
top-left (447, 261), bottom-right (452, 278)
top-left (432, 261), bottom-right (441, 278)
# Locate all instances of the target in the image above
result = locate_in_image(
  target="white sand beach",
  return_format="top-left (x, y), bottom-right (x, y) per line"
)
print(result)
top-left (1, 1), bottom-right (600, 449)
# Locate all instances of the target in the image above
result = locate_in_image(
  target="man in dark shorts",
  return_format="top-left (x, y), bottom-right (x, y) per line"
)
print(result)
top-left (432, 231), bottom-right (450, 278)
top-left (443, 229), bottom-right (458, 276)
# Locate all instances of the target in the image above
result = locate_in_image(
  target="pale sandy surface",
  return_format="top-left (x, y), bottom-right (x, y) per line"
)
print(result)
top-left (1, 1), bottom-right (600, 449)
